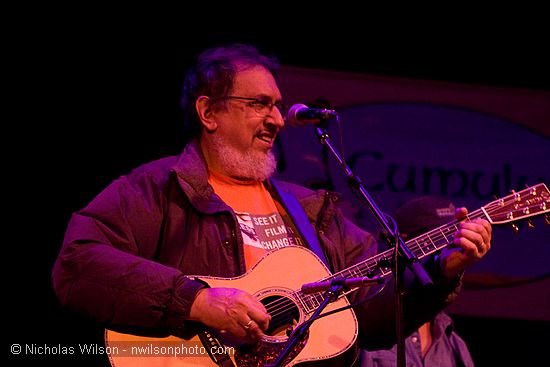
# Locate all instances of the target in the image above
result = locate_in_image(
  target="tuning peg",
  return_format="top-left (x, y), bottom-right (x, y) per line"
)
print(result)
top-left (525, 184), bottom-right (537, 196)
top-left (511, 223), bottom-right (520, 234)
top-left (527, 219), bottom-right (536, 229)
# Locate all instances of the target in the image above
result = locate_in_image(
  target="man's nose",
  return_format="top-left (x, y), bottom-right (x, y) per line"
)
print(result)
top-left (269, 106), bottom-right (285, 128)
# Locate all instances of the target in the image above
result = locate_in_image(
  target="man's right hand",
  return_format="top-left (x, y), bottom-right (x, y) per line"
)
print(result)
top-left (189, 287), bottom-right (271, 345)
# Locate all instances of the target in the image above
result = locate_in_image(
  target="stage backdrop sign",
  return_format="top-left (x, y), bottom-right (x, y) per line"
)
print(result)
top-left (275, 102), bottom-right (550, 320)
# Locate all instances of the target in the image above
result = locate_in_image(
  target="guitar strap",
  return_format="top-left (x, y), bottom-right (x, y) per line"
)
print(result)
top-left (268, 178), bottom-right (330, 268)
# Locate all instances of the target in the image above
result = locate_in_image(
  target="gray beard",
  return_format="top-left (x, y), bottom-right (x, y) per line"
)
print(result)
top-left (209, 136), bottom-right (277, 181)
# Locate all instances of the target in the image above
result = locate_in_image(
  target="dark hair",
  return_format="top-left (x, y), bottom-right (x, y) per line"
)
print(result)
top-left (180, 43), bottom-right (280, 141)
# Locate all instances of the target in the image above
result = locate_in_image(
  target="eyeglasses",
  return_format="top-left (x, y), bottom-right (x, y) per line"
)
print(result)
top-left (224, 96), bottom-right (288, 117)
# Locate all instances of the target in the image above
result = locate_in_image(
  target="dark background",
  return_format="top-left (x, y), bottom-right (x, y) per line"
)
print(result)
top-left (10, 15), bottom-right (549, 366)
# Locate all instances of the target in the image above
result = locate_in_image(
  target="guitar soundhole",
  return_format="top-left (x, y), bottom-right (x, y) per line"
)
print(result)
top-left (261, 295), bottom-right (300, 337)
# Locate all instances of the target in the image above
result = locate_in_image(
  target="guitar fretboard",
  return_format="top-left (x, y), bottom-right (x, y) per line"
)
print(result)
top-left (290, 183), bottom-right (549, 314)
top-left (294, 209), bottom-right (489, 313)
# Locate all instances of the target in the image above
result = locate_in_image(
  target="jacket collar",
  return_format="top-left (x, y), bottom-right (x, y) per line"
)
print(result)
top-left (170, 140), bottom-right (229, 214)
top-left (170, 140), bottom-right (340, 226)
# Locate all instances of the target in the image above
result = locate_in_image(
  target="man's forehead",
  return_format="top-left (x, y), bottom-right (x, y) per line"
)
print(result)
top-left (233, 65), bottom-right (281, 96)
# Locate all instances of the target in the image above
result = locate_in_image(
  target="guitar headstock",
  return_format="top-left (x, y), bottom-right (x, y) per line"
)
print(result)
top-left (483, 183), bottom-right (550, 224)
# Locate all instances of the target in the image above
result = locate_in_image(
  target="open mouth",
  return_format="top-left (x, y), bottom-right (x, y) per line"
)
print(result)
top-left (256, 132), bottom-right (275, 145)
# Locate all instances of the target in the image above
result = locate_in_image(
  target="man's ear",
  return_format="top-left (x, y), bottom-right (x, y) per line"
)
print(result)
top-left (196, 96), bottom-right (218, 132)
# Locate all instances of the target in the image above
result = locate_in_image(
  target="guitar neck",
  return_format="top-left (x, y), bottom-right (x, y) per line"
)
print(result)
top-left (295, 183), bottom-right (550, 313)
top-left (295, 210), bottom-right (487, 313)
top-left (333, 208), bottom-right (488, 283)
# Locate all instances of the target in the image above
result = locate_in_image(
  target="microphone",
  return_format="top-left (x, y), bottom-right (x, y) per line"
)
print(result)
top-left (301, 276), bottom-right (384, 294)
top-left (287, 103), bottom-right (338, 127)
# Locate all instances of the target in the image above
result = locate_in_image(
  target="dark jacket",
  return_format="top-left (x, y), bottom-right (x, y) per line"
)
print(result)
top-left (52, 141), bottom-right (460, 349)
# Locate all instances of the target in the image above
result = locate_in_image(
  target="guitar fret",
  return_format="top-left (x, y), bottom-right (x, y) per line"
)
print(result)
top-left (307, 294), bottom-right (320, 311)
top-left (377, 255), bottom-right (392, 275)
top-left (312, 294), bottom-right (322, 308)
top-left (379, 266), bottom-right (392, 277)
top-left (415, 239), bottom-right (426, 257)
top-left (441, 226), bottom-right (455, 249)
top-left (439, 228), bottom-right (448, 246)
top-left (295, 292), bottom-right (309, 312)
top-left (424, 234), bottom-right (436, 253)
top-left (366, 258), bottom-right (378, 273)
top-left (452, 222), bottom-right (459, 232)
top-left (301, 295), bottom-right (313, 313)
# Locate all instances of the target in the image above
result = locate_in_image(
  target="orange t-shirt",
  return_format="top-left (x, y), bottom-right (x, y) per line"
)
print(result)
top-left (208, 170), bottom-right (302, 270)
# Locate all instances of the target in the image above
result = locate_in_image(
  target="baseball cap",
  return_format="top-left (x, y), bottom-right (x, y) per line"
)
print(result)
top-left (394, 196), bottom-right (456, 237)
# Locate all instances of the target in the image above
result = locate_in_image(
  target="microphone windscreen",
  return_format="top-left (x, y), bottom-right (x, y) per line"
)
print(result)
top-left (286, 103), bottom-right (309, 127)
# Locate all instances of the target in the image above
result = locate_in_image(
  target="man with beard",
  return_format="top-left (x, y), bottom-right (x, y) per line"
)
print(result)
top-left (52, 44), bottom-right (492, 366)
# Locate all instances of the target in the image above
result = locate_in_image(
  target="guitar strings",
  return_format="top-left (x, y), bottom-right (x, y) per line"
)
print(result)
top-left (262, 212), bottom-right (484, 319)
top-left (261, 203), bottom-right (517, 322)
top-left (263, 190), bottom-right (545, 321)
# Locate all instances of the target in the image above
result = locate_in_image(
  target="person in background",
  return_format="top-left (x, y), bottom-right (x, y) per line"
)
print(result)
top-left (360, 196), bottom-right (476, 367)
top-left (51, 44), bottom-right (491, 366)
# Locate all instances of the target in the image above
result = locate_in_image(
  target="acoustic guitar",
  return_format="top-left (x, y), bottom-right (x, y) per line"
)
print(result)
top-left (105, 183), bottom-right (549, 366)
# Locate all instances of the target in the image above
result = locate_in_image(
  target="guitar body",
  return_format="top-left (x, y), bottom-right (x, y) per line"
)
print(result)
top-left (105, 246), bottom-right (358, 367)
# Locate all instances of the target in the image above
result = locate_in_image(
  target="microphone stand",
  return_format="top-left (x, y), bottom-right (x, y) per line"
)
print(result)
top-left (312, 121), bottom-right (433, 367)
top-left (265, 283), bottom-right (345, 367)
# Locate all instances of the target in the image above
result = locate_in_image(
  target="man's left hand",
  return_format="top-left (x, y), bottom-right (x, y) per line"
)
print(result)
top-left (439, 207), bottom-right (492, 279)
